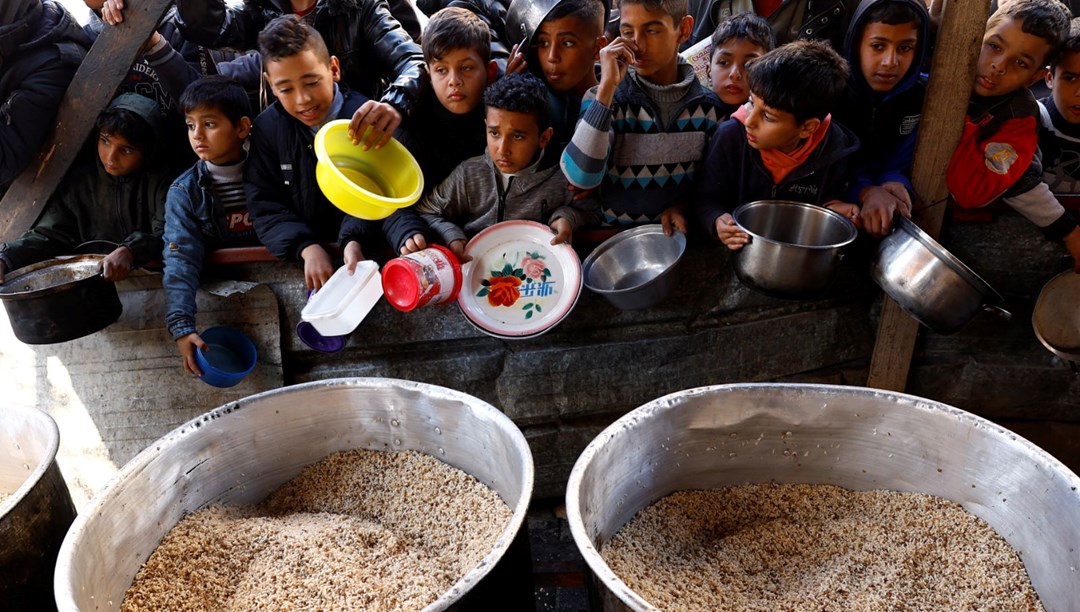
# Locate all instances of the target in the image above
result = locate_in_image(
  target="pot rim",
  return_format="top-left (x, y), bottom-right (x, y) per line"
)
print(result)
top-left (1032, 270), bottom-right (1080, 362)
top-left (0, 406), bottom-right (61, 516)
top-left (582, 225), bottom-right (687, 296)
top-left (892, 216), bottom-right (1003, 304)
top-left (733, 200), bottom-right (858, 251)
top-left (0, 255), bottom-right (109, 302)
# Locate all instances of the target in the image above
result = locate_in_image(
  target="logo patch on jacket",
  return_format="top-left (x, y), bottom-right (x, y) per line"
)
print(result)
top-left (984, 142), bottom-right (1018, 175)
top-left (899, 114), bottom-right (921, 135)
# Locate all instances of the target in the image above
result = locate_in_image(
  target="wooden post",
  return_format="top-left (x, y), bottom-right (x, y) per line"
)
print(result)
top-left (865, 0), bottom-right (990, 391)
top-left (0, 0), bottom-right (172, 242)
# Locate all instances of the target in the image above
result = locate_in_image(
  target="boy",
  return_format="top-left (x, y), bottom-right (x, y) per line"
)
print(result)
top-left (163, 76), bottom-right (256, 376)
top-left (411, 73), bottom-right (599, 259)
top-left (946, 0), bottom-right (1080, 269)
top-left (561, 0), bottom-right (724, 234)
top-left (1039, 18), bottom-right (1080, 193)
top-left (694, 40), bottom-right (861, 250)
top-left (245, 16), bottom-right (427, 291)
top-left (834, 0), bottom-right (930, 238)
top-left (708, 12), bottom-right (775, 117)
top-left (0, 94), bottom-right (169, 281)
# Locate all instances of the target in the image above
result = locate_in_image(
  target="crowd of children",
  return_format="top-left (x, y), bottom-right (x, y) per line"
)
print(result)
top-left (1, 0), bottom-right (1079, 375)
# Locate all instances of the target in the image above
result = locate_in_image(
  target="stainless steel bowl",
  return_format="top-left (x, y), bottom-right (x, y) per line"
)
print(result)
top-left (732, 200), bottom-right (857, 297)
top-left (583, 226), bottom-right (687, 310)
top-left (566, 383), bottom-right (1080, 611)
top-left (871, 215), bottom-right (1010, 334)
top-left (1033, 270), bottom-right (1080, 362)
top-left (55, 378), bottom-right (535, 611)
top-left (1, 406), bottom-right (76, 608)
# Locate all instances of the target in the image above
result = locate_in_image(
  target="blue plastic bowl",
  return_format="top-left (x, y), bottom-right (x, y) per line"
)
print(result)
top-left (194, 326), bottom-right (257, 388)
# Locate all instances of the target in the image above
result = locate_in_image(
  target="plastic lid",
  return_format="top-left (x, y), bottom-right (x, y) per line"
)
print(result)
top-left (295, 321), bottom-right (347, 353)
top-left (381, 258), bottom-right (421, 311)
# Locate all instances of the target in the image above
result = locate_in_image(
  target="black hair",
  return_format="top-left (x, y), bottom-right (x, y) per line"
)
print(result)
top-left (619, 0), bottom-right (687, 24)
top-left (1051, 16), bottom-right (1080, 68)
top-left (96, 108), bottom-right (155, 158)
top-left (179, 75), bottom-right (252, 126)
top-left (987, 0), bottom-right (1070, 67)
top-left (863, 1), bottom-right (923, 27)
top-left (423, 7), bottom-right (491, 63)
top-left (710, 12), bottom-right (775, 54)
top-left (544, 0), bottom-right (607, 37)
top-left (258, 14), bottom-right (331, 67)
top-left (747, 40), bottom-right (850, 123)
top-left (483, 72), bottom-right (551, 131)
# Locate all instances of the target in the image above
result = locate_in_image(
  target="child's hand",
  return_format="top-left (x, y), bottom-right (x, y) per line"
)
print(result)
top-left (1064, 226), bottom-right (1080, 273)
top-left (505, 40), bottom-right (528, 75)
top-left (400, 233), bottom-right (427, 255)
top-left (860, 183), bottom-right (911, 237)
top-left (343, 240), bottom-right (365, 273)
top-left (300, 244), bottom-right (334, 291)
top-left (660, 205), bottom-right (688, 236)
top-left (101, 245), bottom-right (133, 282)
top-left (549, 217), bottom-right (573, 245)
top-left (716, 213), bottom-right (749, 251)
top-left (176, 333), bottom-right (207, 377)
top-left (100, 0), bottom-right (125, 26)
top-left (567, 183), bottom-right (597, 201)
top-left (825, 201), bottom-right (863, 230)
top-left (449, 239), bottom-right (471, 263)
top-left (596, 36), bottom-right (637, 104)
top-left (349, 101), bottom-right (402, 150)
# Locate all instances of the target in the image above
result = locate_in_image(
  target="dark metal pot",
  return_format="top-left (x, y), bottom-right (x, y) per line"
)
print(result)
top-left (732, 200), bottom-right (857, 298)
top-left (870, 215), bottom-right (1010, 334)
top-left (0, 255), bottom-right (122, 344)
top-left (1032, 270), bottom-right (1080, 363)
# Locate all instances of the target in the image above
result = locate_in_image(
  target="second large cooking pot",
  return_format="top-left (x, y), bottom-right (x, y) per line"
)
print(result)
top-left (0, 255), bottom-right (122, 344)
top-left (871, 215), bottom-right (1009, 334)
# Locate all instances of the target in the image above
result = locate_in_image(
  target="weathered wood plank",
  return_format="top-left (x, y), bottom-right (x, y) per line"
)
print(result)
top-left (866, 0), bottom-right (990, 391)
top-left (0, 0), bottom-right (171, 242)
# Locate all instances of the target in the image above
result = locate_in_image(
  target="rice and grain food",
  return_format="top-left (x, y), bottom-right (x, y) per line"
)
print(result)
top-left (121, 449), bottom-right (511, 611)
top-left (601, 483), bottom-right (1043, 611)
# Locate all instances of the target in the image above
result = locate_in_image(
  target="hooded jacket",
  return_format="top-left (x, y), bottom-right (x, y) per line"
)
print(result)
top-left (1, 0), bottom-right (91, 195)
top-left (833, 0), bottom-right (928, 200)
top-left (174, 0), bottom-right (426, 117)
top-left (693, 116), bottom-right (860, 238)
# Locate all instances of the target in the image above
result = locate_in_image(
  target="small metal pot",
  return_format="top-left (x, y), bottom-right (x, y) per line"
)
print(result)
top-left (871, 216), bottom-right (1010, 334)
top-left (582, 226), bottom-right (686, 310)
top-left (0, 255), bottom-right (122, 344)
top-left (1032, 270), bottom-right (1080, 362)
top-left (732, 200), bottom-right (857, 298)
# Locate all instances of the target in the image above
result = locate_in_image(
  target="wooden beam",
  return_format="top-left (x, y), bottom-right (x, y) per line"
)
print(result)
top-left (866, 0), bottom-right (990, 391)
top-left (0, 0), bottom-right (172, 242)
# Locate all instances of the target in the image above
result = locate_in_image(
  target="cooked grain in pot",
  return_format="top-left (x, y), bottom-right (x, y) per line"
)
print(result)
top-left (122, 449), bottom-right (511, 611)
top-left (601, 483), bottom-right (1044, 611)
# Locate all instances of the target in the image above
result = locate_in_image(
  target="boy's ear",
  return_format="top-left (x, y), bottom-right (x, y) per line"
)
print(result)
top-left (329, 55), bottom-right (341, 82)
top-left (487, 60), bottom-right (499, 85)
top-left (1046, 68), bottom-right (1055, 89)
top-left (798, 117), bottom-right (821, 140)
top-left (538, 126), bottom-right (554, 150)
top-left (593, 35), bottom-right (609, 60)
top-left (238, 116), bottom-right (253, 139)
top-left (676, 15), bottom-right (694, 45)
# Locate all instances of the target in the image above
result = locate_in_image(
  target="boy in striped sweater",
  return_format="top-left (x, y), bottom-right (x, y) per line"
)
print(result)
top-left (162, 75), bottom-right (257, 376)
top-left (560, 0), bottom-right (724, 234)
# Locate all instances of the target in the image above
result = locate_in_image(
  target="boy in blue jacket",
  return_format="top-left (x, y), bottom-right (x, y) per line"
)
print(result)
top-left (694, 40), bottom-right (860, 250)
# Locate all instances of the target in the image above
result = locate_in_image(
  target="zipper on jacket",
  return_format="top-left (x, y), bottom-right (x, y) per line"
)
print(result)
top-left (495, 175), bottom-right (513, 223)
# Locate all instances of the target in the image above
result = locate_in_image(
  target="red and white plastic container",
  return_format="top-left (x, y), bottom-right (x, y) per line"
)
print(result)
top-left (381, 245), bottom-right (462, 312)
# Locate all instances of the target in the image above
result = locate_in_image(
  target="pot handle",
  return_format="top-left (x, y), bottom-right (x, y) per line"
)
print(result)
top-left (983, 304), bottom-right (1012, 321)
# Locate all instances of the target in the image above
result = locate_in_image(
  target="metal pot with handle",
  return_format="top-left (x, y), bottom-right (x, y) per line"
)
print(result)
top-left (1032, 270), bottom-right (1080, 363)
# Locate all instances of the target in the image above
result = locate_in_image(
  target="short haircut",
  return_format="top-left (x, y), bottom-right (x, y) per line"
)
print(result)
top-left (862, 0), bottom-right (924, 27)
top-left (96, 108), bottom-right (155, 157)
top-left (747, 40), bottom-right (850, 123)
top-left (986, 0), bottom-right (1070, 67)
top-left (423, 7), bottom-right (491, 64)
top-left (483, 72), bottom-right (551, 131)
top-left (620, 0), bottom-right (687, 24)
top-left (710, 12), bottom-right (776, 54)
top-left (543, 0), bottom-right (607, 37)
top-left (258, 15), bottom-right (331, 67)
top-left (1051, 16), bottom-right (1080, 68)
top-left (179, 75), bottom-right (252, 126)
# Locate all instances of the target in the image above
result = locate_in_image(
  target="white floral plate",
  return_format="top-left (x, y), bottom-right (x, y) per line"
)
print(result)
top-left (457, 220), bottom-right (582, 338)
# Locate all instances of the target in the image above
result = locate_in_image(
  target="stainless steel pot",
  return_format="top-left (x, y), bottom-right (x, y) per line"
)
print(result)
top-left (0, 255), bottom-right (122, 344)
top-left (582, 226), bottom-right (686, 310)
top-left (1032, 270), bottom-right (1080, 362)
top-left (566, 383), bottom-right (1080, 611)
top-left (732, 200), bottom-right (857, 297)
top-left (1, 406), bottom-right (77, 609)
top-left (871, 215), bottom-right (1010, 334)
top-left (55, 378), bottom-right (535, 611)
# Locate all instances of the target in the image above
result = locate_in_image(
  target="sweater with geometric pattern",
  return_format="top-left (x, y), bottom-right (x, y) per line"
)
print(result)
top-left (560, 62), bottom-right (724, 225)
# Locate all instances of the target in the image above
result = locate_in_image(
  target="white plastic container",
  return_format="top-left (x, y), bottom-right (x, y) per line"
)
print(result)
top-left (300, 261), bottom-right (383, 336)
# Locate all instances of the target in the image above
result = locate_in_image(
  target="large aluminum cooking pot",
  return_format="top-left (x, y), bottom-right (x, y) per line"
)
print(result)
top-left (55, 378), bottom-right (535, 611)
top-left (0, 255), bottom-right (121, 344)
top-left (1, 406), bottom-right (77, 609)
top-left (1033, 270), bottom-right (1080, 363)
top-left (566, 383), bottom-right (1080, 611)
top-left (732, 200), bottom-right (857, 297)
top-left (871, 215), bottom-right (1010, 334)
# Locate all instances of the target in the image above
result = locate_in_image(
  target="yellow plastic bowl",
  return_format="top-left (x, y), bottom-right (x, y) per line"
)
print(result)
top-left (314, 120), bottom-right (424, 220)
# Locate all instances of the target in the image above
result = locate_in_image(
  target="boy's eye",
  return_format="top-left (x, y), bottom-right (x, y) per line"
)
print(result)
top-left (899, 44), bottom-right (914, 53)
top-left (185, 123), bottom-right (195, 131)
top-left (277, 87), bottom-right (292, 94)
top-left (1016, 58), bottom-right (1029, 69)
top-left (488, 129), bottom-right (499, 137)
top-left (561, 40), bottom-right (575, 48)
top-left (536, 39), bottom-right (550, 48)
top-left (121, 147), bottom-right (134, 155)
top-left (870, 42), bottom-right (885, 51)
